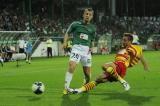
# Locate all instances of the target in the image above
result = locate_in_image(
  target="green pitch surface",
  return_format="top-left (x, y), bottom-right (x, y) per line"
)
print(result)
top-left (0, 51), bottom-right (160, 106)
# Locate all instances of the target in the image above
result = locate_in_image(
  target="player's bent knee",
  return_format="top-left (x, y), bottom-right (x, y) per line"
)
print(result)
top-left (102, 64), bottom-right (113, 72)
top-left (103, 66), bottom-right (114, 74)
top-left (107, 66), bottom-right (114, 73)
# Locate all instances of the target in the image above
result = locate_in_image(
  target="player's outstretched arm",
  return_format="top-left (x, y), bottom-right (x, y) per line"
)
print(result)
top-left (139, 55), bottom-right (149, 71)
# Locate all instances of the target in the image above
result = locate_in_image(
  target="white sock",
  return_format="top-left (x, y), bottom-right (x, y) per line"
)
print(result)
top-left (64, 71), bottom-right (73, 89)
top-left (120, 79), bottom-right (126, 83)
top-left (75, 88), bottom-right (82, 93)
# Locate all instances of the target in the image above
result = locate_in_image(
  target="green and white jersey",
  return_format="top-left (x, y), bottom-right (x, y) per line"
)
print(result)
top-left (66, 20), bottom-right (96, 47)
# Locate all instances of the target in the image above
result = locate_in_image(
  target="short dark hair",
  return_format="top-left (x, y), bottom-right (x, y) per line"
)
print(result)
top-left (84, 8), bottom-right (94, 14)
top-left (123, 33), bottom-right (133, 42)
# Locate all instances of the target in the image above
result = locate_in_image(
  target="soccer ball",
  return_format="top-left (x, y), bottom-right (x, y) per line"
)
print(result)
top-left (32, 82), bottom-right (45, 95)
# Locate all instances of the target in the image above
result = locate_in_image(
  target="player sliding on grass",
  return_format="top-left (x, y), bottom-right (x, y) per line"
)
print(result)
top-left (73, 33), bottom-right (149, 94)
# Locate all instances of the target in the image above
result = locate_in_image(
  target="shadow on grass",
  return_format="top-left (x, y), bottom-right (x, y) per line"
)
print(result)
top-left (16, 95), bottom-right (42, 101)
top-left (28, 96), bottom-right (42, 101)
top-left (0, 87), bottom-right (29, 91)
top-left (91, 92), bottom-right (155, 106)
top-left (1, 87), bottom-right (43, 102)
top-left (61, 93), bottom-right (90, 106)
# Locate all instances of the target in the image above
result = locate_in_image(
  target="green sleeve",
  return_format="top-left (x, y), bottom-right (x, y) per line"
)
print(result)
top-left (66, 21), bottom-right (79, 34)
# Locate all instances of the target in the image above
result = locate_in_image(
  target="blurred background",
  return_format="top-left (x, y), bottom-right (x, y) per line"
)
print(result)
top-left (0, 0), bottom-right (160, 59)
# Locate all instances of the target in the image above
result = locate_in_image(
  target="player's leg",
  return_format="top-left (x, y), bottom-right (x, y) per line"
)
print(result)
top-left (81, 53), bottom-right (92, 84)
top-left (26, 53), bottom-right (28, 63)
top-left (50, 48), bottom-right (52, 57)
top-left (28, 53), bottom-right (31, 64)
top-left (63, 52), bottom-right (81, 94)
top-left (64, 61), bottom-right (77, 94)
top-left (83, 66), bottom-right (91, 84)
top-left (48, 48), bottom-right (51, 57)
top-left (73, 73), bottom-right (108, 93)
top-left (102, 62), bottom-right (130, 91)
top-left (102, 62), bottom-right (123, 81)
top-left (47, 47), bottom-right (49, 58)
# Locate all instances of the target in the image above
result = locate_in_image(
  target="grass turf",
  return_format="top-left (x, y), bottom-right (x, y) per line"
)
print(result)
top-left (0, 51), bottom-right (160, 106)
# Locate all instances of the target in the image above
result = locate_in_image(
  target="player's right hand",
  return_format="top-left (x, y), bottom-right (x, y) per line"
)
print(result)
top-left (63, 42), bottom-right (67, 48)
top-left (144, 64), bottom-right (149, 71)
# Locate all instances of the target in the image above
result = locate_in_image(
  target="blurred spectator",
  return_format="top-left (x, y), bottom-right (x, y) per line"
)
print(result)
top-left (17, 37), bottom-right (25, 53)
top-left (0, 1), bottom-right (159, 45)
top-left (46, 37), bottom-right (53, 58)
top-left (26, 37), bottom-right (32, 64)
top-left (132, 31), bottom-right (139, 44)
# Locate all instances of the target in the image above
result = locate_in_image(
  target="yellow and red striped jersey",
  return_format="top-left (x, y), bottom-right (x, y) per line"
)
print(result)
top-left (127, 44), bottom-right (142, 67)
top-left (115, 44), bottom-right (142, 68)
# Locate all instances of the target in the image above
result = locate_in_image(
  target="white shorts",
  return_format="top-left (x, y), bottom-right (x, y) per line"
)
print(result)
top-left (69, 44), bottom-right (92, 67)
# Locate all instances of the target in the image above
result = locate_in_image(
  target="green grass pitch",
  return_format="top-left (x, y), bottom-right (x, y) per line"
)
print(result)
top-left (0, 51), bottom-right (160, 106)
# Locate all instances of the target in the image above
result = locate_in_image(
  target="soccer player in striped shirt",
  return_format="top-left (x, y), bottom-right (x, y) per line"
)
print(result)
top-left (73, 33), bottom-right (149, 94)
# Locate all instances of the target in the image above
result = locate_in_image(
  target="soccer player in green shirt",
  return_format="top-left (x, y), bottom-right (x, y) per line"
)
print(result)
top-left (63, 8), bottom-right (96, 94)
